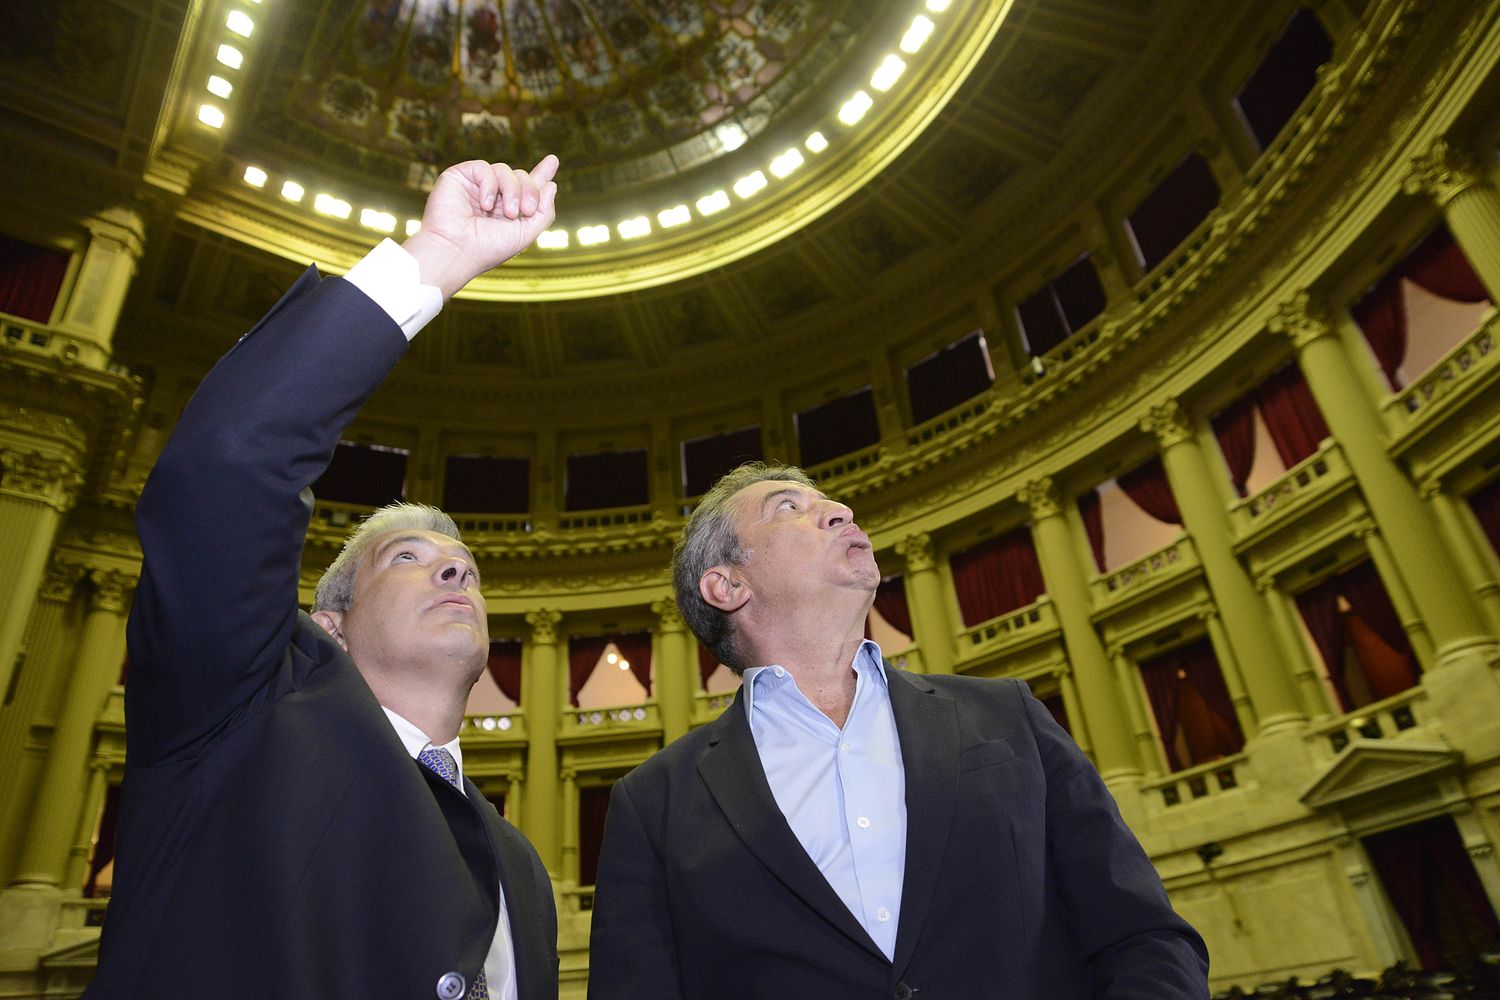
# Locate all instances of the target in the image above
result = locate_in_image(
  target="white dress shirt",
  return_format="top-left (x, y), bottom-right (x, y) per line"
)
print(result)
top-left (345, 240), bottom-right (515, 997)
top-left (382, 708), bottom-right (518, 1000)
top-left (742, 640), bottom-right (908, 960)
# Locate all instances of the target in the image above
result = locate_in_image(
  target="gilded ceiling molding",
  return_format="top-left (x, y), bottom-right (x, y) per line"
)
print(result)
top-left (1403, 137), bottom-right (1486, 206)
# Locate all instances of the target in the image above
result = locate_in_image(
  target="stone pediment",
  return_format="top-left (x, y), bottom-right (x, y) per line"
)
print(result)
top-left (40, 935), bottom-right (100, 970)
top-left (1300, 740), bottom-right (1461, 811)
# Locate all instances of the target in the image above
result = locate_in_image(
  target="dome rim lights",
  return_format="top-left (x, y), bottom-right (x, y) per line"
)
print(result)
top-left (313, 193), bottom-right (351, 220)
top-left (226, 10), bottom-right (254, 38)
top-left (696, 190), bottom-right (731, 216)
top-left (618, 216), bottom-right (652, 240)
top-left (197, 104), bottom-right (226, 129)
top-left (577, 224), bottom-right (610, 246)
top-left (280, 180), bottom-right (305, 203)
top-left (901, 15), bottom-right (936, 53)
top-left (243, 165), bottom-right (267, 188)
top-left (215, 44), bottom-right (243, 69)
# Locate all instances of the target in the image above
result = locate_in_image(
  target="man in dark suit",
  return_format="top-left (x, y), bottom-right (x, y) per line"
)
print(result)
top-left (89, 157), bottom-right (562, 1000)
top-left (588, 462), bottom-right (1209, 999)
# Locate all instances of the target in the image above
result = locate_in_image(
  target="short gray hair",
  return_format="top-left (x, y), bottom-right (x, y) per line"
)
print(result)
top-left (672, 462), bottom-right (816, 674)
top-left (313, 502), bottom-right (462, 614)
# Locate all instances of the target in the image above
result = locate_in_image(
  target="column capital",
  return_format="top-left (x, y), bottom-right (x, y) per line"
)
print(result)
top-left (1269, 291), bottom-right (1335, 350)
top-left (1141, 399), bottom-right (1194, 448)
top-left (651, 598), bottom-right (685, 633)
top-left (1019, 476), bottom-right (1061, 521)
top-left (83, 204), bottom-right (148, 260)
top-left (38, 558), bottom-right (86, 604)
top-left (1403, 138), bottom-right (1486, 207)
top-left (1106, 642), bottom-right (1127, 660)
top-left (87, 568), bottom-right (136, 613)
top-left (1196, 607), bottom-right (1220, 624)
top-left (526, 609), bottom-right (563, 645)
top-left (1417, 478), bottom-right (1444, 500)
top-left (0, 448), bottom-right (83, 511)
top-left (895, 532), bottom-right (936, 574)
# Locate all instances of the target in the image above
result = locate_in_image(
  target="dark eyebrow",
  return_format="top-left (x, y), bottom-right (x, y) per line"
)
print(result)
top-left (759, 487), bottom-right (826, 514)
top-left (373, 534), bottom-right (479, 574)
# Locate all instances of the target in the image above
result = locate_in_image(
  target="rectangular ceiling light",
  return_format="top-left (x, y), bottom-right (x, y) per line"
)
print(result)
top-left (733, 170), bottom-right (768, 199)
top-left (314, 193), bottom-right (352, 219)
top-left (207, 75), bottom-right (234, 98)
top-left (216, 44), bottom-right (243, 69)
top-left (281, 180), bottom-right (305, 202)
top-left (577, 224), bottom-right (610, 246)
top-left (838, 90), bottom-right (873, 125)
top-left (360, 208), bottom-right (396, 233)
top-left (243, 165), bottom-right (267, 187)
top-left (769, 148), bottom-right (804, 179)
top-left (226, 10), bottom-right (254, 36)
top-left (618, 216), bottom-right (651, 239)
top-left (805, 131), bottom-right (829, 153)
top-left (197, 104), bottom-right (226, 128)
top-left (696, 190), bottom-right (731, 215)
top-left (901, 15), bottom-right (935, 53)
top-left (871, 55), bottom-right (906, 92)
top-left (926, 0), bottom-right (952, 11)
top-left (537, 229), bottom-right (570, 249)
top-left (405, 219), bottom-right (422, 236)
top-left (658, 204), bottom-right (691, 228)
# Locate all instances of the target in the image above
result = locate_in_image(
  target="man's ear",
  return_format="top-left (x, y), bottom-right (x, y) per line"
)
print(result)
top-left (311, 610), bottom-right (349, 652)
top-left (700, 565), bottom-right (749, 614)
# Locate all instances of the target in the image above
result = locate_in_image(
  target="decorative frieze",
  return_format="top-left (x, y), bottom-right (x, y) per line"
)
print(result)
top-left (1403, 138), bottom-right (1485, 206)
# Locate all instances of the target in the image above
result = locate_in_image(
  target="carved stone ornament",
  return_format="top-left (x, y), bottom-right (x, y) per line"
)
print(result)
top-left (526, 608), bottom-right (562, 645)
top-left (1141, 399), bottom-right (1194, 449)
top-left (88, 568), bottom-right (136, 614)
top-left (1269, 291), bottom-right (1334, 350)
top-left (651, 598), bottom-right (685, 632)
top-left (39, 559), bottom-right (87, 603)
top-left (1403, 138), bottom-right (1485, 207)
top-left (1019, 476), bottom-right (1061, 521)
top-left (0, 449), bottom-right (84, 510)
top-left (895, 532), bottom-right (935, 574)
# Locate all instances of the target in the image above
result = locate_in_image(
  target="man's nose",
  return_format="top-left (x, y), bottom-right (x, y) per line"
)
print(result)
top-left (436, 560), bottom-right (469, 585)
top-left (818, 500), bottom-right (854, 529)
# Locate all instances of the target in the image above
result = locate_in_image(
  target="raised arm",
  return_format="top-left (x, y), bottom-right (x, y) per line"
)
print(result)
top-left (126, 158), bottom-right (558, 764)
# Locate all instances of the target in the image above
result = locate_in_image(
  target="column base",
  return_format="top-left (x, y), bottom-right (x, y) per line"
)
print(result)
top-left (1253, 711), bottom-right (1309, 739)
top-left (0, 883), bottom-right (63, 960)
top-left (1422, 637), bottom-right (1500, 759)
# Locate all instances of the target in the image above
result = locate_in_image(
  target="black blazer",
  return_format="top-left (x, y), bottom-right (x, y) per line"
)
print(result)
top-left (89, 270), bottom-right (558, 1000)
top-left (588, 669), bottom-right (1208, 1000)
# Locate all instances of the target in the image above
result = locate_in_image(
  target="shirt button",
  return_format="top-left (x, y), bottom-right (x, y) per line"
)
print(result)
top-left (877, 907), bottom-right (891, 922)
top-left (840, 741), bottom-right (850, 751)
top-left (773, 666), bottom-right (785, 677)
top-left (856, 816), bottom-right (871, 829)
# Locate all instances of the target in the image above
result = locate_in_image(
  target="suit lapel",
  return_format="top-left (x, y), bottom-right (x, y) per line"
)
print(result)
top-left (696, 691), bottom-right (887, 963)
top-left (464, 775), bottom-right (551, 1000)
top-left (886, 668), bottom-right (959, 977)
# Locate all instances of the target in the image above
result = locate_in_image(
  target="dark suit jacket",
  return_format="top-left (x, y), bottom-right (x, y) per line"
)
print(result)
top-left (89, 270), bottom-right (558, 1000)
top-left (588, 669), bottom-right (1207, 999)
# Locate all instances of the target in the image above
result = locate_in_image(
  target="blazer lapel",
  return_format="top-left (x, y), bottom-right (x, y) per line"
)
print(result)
top-left (696, 692), bottom-right (887, 963)
top-left (464, 775), bottom-right (551, 1000)
top-left (885, 667), bottom-right (960, 978)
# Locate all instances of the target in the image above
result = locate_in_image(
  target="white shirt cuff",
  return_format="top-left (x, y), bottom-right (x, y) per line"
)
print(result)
top-left (342, 239), bottom-right (444, 341)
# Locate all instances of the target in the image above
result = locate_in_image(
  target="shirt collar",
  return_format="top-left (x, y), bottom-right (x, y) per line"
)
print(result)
top-left (381, 705), bottom-right (465, 778)
top-left (743, 638), bottom-right (886, 714)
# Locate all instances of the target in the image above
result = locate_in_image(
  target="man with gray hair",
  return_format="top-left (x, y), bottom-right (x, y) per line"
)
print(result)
top-left (89, 157), bottom-right (561, 1000)
top-left (588, 462), bottom-right (1209, 999)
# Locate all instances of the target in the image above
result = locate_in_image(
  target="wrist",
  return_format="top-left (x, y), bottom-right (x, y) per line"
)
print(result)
top-left (399, 229), bottom-right (476, 300)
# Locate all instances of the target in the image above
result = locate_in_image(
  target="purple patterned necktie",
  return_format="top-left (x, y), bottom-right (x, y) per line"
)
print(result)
top-left (417, 746), bottom-right (490, 1000)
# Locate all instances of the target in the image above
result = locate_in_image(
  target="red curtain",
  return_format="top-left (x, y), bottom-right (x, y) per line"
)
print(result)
top-left (1211, 396), bottom-right (1257, 498)
top-left (567, 635), bottom-right (609, 707)
top-left (486, 639), bottom-right (523, 704)
top-left (1295, 577), bottom-right (1353, 711)
top-left (1140, 638), bottom-right (1244, 771)
top-left (697, 643), bottom-right (719, 689)
top-left (871, 575), bottom-right (912, 637)
top-left (1403, 224), bottom-right (1489, 303)
top-left (1350, 273), bottom-right (1407, 390)
top-left (578, 784), bottom-right (614, 887)
top-left (613, 632), bottom-right (654, 696)
top-left (949, 529), bottom-right (1046, 627)
top-left (1470, 478), bottom-right (1500, 558)
top-left (1116, 457), bottom-right (1182, 524)
top-left (1077, 488), bottom-right (1107, 573)
top-left (1252, 364), bottom-right (1331, 467)
top-left (0, 236), bottom-right (70, 323)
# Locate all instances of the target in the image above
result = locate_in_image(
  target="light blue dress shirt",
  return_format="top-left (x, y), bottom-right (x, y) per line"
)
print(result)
top-left (743, 640), bottom-right (907, 960)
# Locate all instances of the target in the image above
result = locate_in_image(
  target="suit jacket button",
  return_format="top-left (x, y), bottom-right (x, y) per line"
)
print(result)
top-left (892, 983), bottom-right (914, 1000)
top-left (435, 972), bottom-right (466, 1000)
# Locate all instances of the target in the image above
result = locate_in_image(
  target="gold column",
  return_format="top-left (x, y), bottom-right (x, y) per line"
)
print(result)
top-left (64, 763), bottom-right (110, 893)
top-left (55, 207), bottom-right (146, 369)
top-left (1404, 139), bottom-right (1500, 301)
top-left (1259, 577), bottom-right (1335, 718)
top-left (1143, 400), bottom-right (1303, 733)
top-left (1108, 644), bottom-right (1160, 774)
top-left (1424, 483), bottom-right (1500, 633)
top-left (894, 532), bottom-right (954, 674)
top-left (522, 609), bottom-right (562, 872)
top-left (1055, 667), bottom-right (1093, 759)
top-left (1022, 477), bottom-right (1140, 781)
top-left (1272, 294), bottom-right (1491, 659)
top-left (1357, 522), bottom-right (1436, 670)
top-left (652, 598), bottom-right (695, 744)
top-left (0, 449), bottom-right (83, 701)
top-left (11, 569), bottom-right (132, 888)
top-left (560, 769), bottom-right (579, 885)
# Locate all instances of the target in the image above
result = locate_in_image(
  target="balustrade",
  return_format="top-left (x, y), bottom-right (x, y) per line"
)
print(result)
top-left (1143, 752), bottom-right (1246, 808)
top-left (955, 598), bottom-right (1058, 654)
top-left (1384, 317), bottom-right (1496, 423)
top-left (1092, 536), bottom-right (1199, 601)
top-left (1227, 440), bottom-right (1349, 534)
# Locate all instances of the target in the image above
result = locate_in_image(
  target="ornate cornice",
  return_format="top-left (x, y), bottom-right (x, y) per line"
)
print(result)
top-left (1403, 137), bottom-right (1486, 206)
top-left (526, 609), bottom-right (563, 645)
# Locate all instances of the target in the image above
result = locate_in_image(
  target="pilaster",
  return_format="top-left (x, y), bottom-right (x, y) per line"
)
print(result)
top-left (894, 532), bottom-right (953, 674)
top-left (1403, 139), bottom-right (1500, 301)
top-left (652, 599), bottom-right (694, 744)
top-left (522, 609), bottom-right (562, 871)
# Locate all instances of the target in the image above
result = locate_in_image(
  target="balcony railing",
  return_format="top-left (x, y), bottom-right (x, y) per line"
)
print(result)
top-left (1306, 686), bottom-right (1426, 757)
top-left (692, 689), bottom-right (739, 725)
top-left (905, 395), bottom-right (993, 449)
top-left (1, 311), bottom-right (118, 371)
top-left (561, 701), bottom-right (660, 739)
top-left (1143, 752), bottom-right (1246, 809)
top-left (1227, 439), bottom-right (1349, 536)
top-left (1384, 317), bottom-right (1496, 424)
top-left (464, 711), bottom-right (526, 741)
top-left (956, 599), bottom-right (1057, 654)
top-left (1092, 536), bottom-right (1198, 601)
top-left (806, 443), bottom-right (883, 483)
top-left (556, 504), bottom-right (654, 531)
